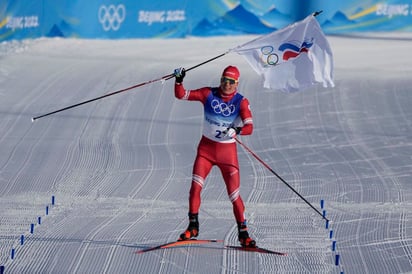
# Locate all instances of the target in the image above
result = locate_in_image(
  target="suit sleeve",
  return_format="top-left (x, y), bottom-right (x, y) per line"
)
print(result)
top-left (174, 83), bottom-right (209, 104)
top-left (239, 98), bottom-right (253, 135)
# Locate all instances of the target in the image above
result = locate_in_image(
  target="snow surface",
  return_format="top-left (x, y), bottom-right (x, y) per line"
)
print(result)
top-left (0, 34), bottom-right (412, 273)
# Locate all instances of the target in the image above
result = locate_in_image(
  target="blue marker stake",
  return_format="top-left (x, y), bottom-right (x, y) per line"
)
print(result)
top-left (320, 199), bottom-right (324, 209)
top-left (11, 249), bottom-right (15, 260)
top-left (30, 223), bottom-right (34, 234)
top-left (335, 254), bottom-right (340, 266)
top-left (20, 235), bottom-right (24, 245)
top-left (332, 240), bottom-right (337, 251)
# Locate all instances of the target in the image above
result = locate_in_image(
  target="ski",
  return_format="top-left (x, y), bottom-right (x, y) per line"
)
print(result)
top-left (137, 239), bottom-right (286, 256)
top-left (225, 245), bottom-right (287, 256)
top-left (136, 239), bottom-right (223, 254)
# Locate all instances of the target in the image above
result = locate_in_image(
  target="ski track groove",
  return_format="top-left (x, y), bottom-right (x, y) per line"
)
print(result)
top-left (57, 69), bottom-right (145, 272)
top-left (102, 82), bottom-right (178, 273)
top-left (127, 87), bottom-right (160, 200)
top-left (0, 63), bottom-right (78, 196)
top-left (68, 215), bottom-right (117, 273)
top-left (399, 211), bottom-right (412, 267)
top-left (334, 82), bottom-right (411, 271)
top-left (316, 85), bottom-right (372, 270)
top-left (101, 212), bottom-right (149, 274)
top-left (67, 79), bottom-right (178, 273)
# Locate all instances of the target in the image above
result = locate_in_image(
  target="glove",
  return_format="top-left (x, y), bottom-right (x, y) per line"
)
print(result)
top-left (223, 127), bottom-right (241, 138)
top-left (174, 67), bottom-right (186, 83)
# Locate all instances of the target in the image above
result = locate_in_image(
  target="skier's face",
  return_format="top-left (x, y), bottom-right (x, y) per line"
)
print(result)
top-left (220, 77), bottom-right (238, 95)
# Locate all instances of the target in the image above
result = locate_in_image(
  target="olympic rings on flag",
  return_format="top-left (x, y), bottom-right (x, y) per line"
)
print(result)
top-left (260, 45), bottom-right (279, 66)
top-left (211, 99), bottom-right (235, 116)
top-left (98, 4), bottom-right (126, 31)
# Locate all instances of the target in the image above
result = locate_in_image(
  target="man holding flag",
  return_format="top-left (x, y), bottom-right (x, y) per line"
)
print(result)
top-left (170, 13), bottom-right (333, 248)
top-left (173, 65), bottom-right (256, 248)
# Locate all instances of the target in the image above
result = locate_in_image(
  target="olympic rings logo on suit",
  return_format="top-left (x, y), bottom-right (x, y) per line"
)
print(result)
top-left (211, 99), bottom-right (235, 117)
top-left (98, 4), bottom-right (126, 31)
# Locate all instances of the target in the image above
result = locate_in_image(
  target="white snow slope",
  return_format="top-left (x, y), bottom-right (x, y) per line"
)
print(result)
top-left (0, 34), bottom-right (412, 274)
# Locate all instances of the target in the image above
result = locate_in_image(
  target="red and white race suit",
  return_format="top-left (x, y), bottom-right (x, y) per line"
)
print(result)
top-left (175, 83), bottom-right (253, 222)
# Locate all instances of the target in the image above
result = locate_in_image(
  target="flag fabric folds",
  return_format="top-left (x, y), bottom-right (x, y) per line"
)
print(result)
top-left (231, 15), bottom-right (334, 92)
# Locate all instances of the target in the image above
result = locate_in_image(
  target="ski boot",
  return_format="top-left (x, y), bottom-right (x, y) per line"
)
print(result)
top-left (238, 221), bottom-right (256, 248)
top-left (179, 213), bottom-right (199, 241)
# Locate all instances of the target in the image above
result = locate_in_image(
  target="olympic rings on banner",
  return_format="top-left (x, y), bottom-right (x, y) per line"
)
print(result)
top-left (211, 99), bottom-right (235, 116)
top-left (98, 4), bottom-right (126, 31)
top-left (260, 45), bottom-right (279, 66)
top-left (266, 53), bottom-right (279, 65)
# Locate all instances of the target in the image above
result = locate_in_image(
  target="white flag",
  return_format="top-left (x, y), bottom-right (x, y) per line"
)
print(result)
top-left (231, 15), bottom-right (334, 92)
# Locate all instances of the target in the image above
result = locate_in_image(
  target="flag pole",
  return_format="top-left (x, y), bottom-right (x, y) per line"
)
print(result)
top-left (31, 73), bottom-right (173, 121)
top-left (31, 52), bottom-right (229, 121)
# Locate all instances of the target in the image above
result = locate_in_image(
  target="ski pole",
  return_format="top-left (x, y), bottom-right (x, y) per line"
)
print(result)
top-left (31, 73), bottom-right (173, 121)
top-left (32, 52), bottom-right (228, 122)
top-left (234, 137), bottom-right (329, 222)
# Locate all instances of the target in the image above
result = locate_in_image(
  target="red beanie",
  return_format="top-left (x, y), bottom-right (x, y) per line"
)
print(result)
top-left (222, 66), bottom-right (240, 81)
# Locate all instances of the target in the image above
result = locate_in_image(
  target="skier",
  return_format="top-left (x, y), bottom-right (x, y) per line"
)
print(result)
top-left (173, 65), bottom-right (256, 248)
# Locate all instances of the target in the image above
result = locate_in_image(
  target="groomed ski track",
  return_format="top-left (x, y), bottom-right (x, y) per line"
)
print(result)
top-left (0, 35), bottom-right (412, 273)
